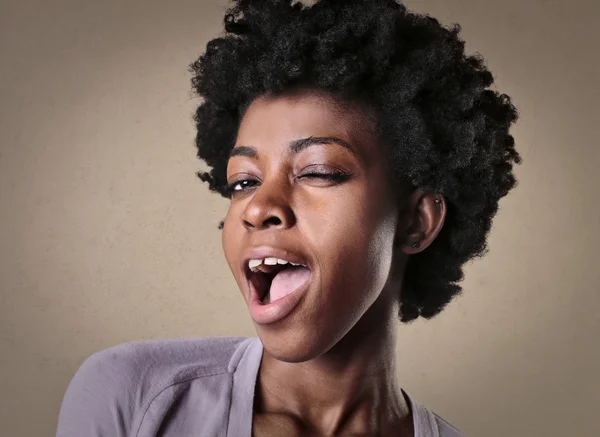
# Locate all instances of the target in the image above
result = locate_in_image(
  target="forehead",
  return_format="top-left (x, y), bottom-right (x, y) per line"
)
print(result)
top-left (236, 90), bottom-right (377, 153)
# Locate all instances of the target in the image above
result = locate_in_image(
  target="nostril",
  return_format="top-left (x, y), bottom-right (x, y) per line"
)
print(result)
top-left (265, 216), bottom-right (282, 226)
top-left (242, 213), bottom-right (283, 230)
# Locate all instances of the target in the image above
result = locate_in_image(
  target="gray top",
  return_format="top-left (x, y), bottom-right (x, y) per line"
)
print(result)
top-left (56, 336), bottom-right (465, 436)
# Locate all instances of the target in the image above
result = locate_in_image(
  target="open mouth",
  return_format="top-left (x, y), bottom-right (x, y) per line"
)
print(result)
top-left (246, 262), bottom-right (312, 305)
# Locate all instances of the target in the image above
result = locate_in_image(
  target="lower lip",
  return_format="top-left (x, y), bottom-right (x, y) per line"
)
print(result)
top-left (247, 275), bottom-right (312, 325)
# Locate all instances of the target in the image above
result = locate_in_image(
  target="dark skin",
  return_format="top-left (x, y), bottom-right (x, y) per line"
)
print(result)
top-left (222, 88), bottom-right (446, 437)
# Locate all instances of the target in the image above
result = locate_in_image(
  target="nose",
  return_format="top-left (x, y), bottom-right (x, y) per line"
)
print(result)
top-left (241, 179), bottom-right (295, 231)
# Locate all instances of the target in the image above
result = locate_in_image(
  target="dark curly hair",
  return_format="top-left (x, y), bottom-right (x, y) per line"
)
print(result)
top-left (189, 0), bottom-right (522, 323)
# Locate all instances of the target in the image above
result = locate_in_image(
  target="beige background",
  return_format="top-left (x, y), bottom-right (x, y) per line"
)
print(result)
top-left (1, 0), bottom-right (598, 436)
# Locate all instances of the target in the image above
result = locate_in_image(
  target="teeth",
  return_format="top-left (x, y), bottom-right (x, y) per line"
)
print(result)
top-left (248, 257), bottom-right (305, 272)
top-left (248, 259), bottom-right (262, 270)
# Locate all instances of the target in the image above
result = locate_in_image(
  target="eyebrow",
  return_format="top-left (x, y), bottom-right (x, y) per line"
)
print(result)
top-left (228, 136), bottom-right (356, 160)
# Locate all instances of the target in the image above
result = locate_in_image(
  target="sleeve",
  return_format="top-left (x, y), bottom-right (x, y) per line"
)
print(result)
top-left (55, 347), bottom-right (141, 437)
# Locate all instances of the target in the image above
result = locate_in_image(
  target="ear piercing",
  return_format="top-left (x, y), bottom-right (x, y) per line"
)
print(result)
top-left (409, 197), bottom-right (441, 248)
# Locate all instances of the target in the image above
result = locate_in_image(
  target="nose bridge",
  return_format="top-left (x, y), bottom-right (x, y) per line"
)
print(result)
top-left (242, 169), bottom-right (292, 229)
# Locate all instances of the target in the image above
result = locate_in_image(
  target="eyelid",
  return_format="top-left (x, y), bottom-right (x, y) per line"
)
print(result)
top-left (226, 165), bottom-right (351, 195)
top-left (297, 163), bottom-right (348, 174)
top-left (227, 165), bottom-right (342, 182)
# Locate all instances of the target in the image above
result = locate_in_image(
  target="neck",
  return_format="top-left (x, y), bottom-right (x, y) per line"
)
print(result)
top-left (254, 287), bottom-right (413, 436)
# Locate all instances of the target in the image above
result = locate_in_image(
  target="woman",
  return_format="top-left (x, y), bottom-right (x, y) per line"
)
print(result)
top-left (56, 0), bottom-right (521, 436)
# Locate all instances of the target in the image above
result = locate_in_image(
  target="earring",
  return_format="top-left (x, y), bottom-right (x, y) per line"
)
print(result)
top-left (411, 241), bottom-right (420, 248)
top-left (434, 198), bottom-right (441, 205)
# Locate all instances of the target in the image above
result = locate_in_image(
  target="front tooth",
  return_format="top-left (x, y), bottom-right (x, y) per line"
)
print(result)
top-left (264, 257), bottom-right (278, 265)
top-left (249, 259), bottom-right (262, 270)
top-left (277, 258), bottom-right (289, 265)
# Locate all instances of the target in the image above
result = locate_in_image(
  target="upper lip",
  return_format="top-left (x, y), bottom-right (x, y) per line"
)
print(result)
top-left (241, 246), bottom-right (312, 280)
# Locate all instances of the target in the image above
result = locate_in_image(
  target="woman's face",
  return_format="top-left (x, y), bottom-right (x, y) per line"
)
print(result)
top-left (222, 90), bottom-right (405, 362)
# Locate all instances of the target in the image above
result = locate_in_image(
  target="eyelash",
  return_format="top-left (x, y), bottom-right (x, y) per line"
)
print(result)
top-left (225, 171), bottom-right (351, 196)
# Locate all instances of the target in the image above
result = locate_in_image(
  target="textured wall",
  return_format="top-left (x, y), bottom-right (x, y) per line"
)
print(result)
top-left (1, 0), bottom-right (598, 436)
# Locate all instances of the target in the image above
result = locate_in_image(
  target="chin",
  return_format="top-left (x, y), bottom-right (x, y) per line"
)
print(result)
top-left (254, 322), bottom-right (345, 363)
top-left (261, 342), bottom-right (322, 363)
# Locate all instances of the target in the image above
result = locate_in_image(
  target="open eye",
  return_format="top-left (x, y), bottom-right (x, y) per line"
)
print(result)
top-left (226, 178), bottom-right (259, 196)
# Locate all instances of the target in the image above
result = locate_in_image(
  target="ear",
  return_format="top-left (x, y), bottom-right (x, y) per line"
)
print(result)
top-left (395, 188), bottom-right (446, 254)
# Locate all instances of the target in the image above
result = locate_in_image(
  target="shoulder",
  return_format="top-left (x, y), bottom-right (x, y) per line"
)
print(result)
top-left (85, 335), bottom-right (250, 377)
top-left (56, 336), bottom-right (252, 437)
top-left (71, 336), bottom-right (251, 398)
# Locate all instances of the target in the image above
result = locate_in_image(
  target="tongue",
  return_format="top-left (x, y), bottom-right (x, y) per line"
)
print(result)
top-left (269, 266), bottom-right (311, 302)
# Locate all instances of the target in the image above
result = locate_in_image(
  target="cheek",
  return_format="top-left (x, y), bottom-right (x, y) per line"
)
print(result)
top-left (302, 213), bottom-right (396, 341)
top-left (221, 207), bottom-right (243, 282)
top-left (331, 222), bottom-right (395, 293)
top-left (300, 187), bottom-right (366, 242)
top-left (303, 190), bottom-right (396, 299)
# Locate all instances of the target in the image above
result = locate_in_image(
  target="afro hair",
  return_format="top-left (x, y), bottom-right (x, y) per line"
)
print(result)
top-left (189, 0), bottom-right (522, 322)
